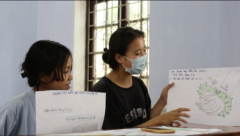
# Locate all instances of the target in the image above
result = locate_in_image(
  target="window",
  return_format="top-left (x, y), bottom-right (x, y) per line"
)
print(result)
top-left (85, 0), bottom-right (150, 90)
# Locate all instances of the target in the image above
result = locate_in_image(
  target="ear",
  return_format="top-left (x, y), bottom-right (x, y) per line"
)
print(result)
top-left (115, 53), bottom-right (124, 64)
top-left (40, 74), bottom-right (51, 83)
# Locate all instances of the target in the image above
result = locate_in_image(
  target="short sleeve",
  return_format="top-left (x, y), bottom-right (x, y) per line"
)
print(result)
top-left (0, 108), bottom-right (17, 136)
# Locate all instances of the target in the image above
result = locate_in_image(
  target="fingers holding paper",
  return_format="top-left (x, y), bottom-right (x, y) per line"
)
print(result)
top-left (156, 108), bottom-right (191, 126)
top-left (160, 82), bottom-right (174, 104)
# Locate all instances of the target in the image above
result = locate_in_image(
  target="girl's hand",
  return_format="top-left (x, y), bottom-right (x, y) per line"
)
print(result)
top-left (156, 108), bottom-right (191, 126)
top-left (160, 82), bottom-right (174, 105)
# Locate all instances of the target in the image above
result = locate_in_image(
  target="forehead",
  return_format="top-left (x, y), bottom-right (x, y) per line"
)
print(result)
top-left (127, 37), bottom-right (145, 50)
top-left (65, 56), bottom-right (72, 66)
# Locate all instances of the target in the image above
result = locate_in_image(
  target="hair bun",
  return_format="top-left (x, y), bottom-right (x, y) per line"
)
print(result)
top-left (102, 49), bottom-right (109, 64)
top-left (21, 72), bottom-right (27, 78)
top-left (103, 48), bottom-right (109, 52)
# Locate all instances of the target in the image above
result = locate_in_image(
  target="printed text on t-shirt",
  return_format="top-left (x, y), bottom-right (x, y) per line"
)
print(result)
top-left (124, 108), bottom-right (147, 124)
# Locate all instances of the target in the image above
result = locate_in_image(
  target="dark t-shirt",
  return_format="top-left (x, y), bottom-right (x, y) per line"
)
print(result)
top-left (90, 76), bottom-right (151, 129)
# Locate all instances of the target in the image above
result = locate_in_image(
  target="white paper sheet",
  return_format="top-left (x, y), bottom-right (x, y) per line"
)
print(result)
top-left (168, 67), bottom-right (240, 126)
top-left (36, 91), bottom-right (106, 135)
top-left (39, 126), bottom-right (222, 136)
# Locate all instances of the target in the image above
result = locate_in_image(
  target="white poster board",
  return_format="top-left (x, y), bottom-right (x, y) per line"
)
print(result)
top-left (36, 91), bottom-right (106, 135)
top-left (167, 67), bottom-right (240, 126)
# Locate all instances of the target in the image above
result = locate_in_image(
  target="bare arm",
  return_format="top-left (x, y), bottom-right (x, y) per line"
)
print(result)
top-left (136, 108), bottom-right (191, 128)
top-left (149, 83), bottom-right (174, 119)
top-left (136, 83), bottom-right (191, 127)
top-left (150, 98), bottom-right (166, 119)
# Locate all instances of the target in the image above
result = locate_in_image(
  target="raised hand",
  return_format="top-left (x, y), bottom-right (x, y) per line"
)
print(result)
top-left (160, 82), bottom-right (174, 104)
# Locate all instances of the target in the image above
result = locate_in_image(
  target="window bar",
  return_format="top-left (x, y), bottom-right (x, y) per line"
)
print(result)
top-left (111, 1), bottom-right (113, 26)
top-left (88, 1), bottom-right (139, 13)
top-left (105, 1), bottom-right (108, 76)
top-left (88, 2), bottom-right (140, 14)
top-left (93, 0), bottom-right (99, 86)
top-left (118, 0), bottom-right (122, 28)
top-left (88, 17), bottom-right (149, 28)
top-left (85, 1), bottom-right (90, 91)
top-left (121, 0), bottom-right (128, 27)
top-left (87, 0), bottom-right (97, 90)
top-left (87, 1), bottom-right (90, 91)
top-left (140, 0), bottom-right (143, 31)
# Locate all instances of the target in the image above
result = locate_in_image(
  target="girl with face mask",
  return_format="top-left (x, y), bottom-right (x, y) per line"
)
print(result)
top-left (90, 27), bottom-right (190, 129)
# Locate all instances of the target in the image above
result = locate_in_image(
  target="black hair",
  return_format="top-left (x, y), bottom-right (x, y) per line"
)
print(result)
top-left (21, 40), bottom-right (72, 90)
top-left (102, 27), bottom-right (145, 70)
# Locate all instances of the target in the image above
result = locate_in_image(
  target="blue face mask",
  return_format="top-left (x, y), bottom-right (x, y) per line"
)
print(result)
top-left (122, 54), bottom-right (148, 74)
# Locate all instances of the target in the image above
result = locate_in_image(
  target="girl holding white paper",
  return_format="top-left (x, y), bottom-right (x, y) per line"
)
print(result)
top-left (0, 40), bottom-right (73, 136)
top-left (90, 27), bottom-right (191, 129)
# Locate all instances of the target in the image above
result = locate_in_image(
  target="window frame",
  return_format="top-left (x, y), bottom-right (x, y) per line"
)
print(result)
top-left (85, 0), bottom-right (149, 91)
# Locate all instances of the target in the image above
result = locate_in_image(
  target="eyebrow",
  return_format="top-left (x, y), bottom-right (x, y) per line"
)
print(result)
top-left (64, 66), bottom-right (71, 69)
top-left (133, 45), bottom-right (146, 53)
top-left (133, 49), bottom-right (141, 53)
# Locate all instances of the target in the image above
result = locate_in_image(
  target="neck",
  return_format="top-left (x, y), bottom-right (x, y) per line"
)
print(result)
top-left (107, 66), bottom-right (132, 88)
top-left (33, 83), bottom-right (46, 92)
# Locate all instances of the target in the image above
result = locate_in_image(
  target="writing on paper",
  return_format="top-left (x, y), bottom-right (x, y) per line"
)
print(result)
top-left (169, 69), bottom-right (207, 81)
top-left (66, 115), bottom-right (96, 122)
top-left (52, 91), bottom-right (98, 96)
top-left (44, 108), bottom-right (72, 113)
